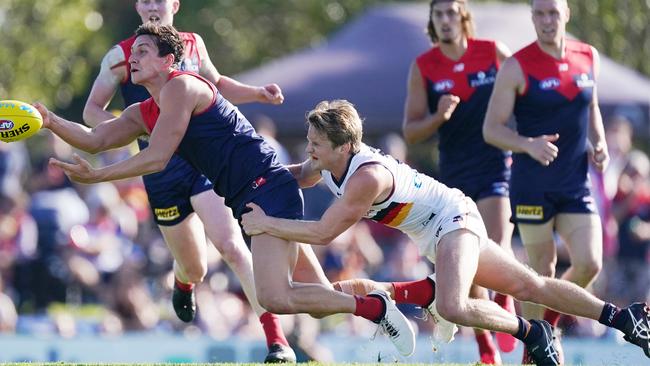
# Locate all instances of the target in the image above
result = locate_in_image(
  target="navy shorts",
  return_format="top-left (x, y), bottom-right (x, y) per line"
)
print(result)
top-left (454, 180), bottom-right (509, 202)
top-left (234, 168), bottom-right (304, 221)
top-left (143, 154), bottom-right (213, 226)
top-left (509, 187), bottom-right (597, 224)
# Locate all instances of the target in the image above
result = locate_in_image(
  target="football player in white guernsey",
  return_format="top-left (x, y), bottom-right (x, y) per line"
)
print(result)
top-left (241, 100), bottom-right (650, 366)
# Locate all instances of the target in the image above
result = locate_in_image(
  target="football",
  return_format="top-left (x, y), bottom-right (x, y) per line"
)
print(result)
top-left (0, 100), bottom-right (43, 143)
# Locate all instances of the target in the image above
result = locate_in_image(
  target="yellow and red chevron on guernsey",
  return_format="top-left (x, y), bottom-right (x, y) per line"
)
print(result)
top-left (373, 202), bottom-right (414, 228)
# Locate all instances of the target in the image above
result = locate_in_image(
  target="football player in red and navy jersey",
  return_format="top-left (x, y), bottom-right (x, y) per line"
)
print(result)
top-left (35, 23), bottom-right (418, 359)
top-left (402, 0), bottom-right (516, 361)
top-left (484, 0), bottom-right (609, 363)
top-left (82, 0), bottom-right (294, 362)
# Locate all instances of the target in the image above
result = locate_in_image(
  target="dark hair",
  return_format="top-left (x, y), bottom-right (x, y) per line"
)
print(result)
top-left (135, 22), bottom-right (184, 66)
top-left (427, 0), bottom-right (474, 44)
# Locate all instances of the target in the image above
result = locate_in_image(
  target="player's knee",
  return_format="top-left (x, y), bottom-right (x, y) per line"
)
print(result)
top-left (257, 291), bottom-right (293, 314)
top-left (436, 298), bottom-right (466, 324)
top-left (573, 259), bottom-right (602, 281)
top-left (509, 276), bottom-right (544, 303)
top-left (183, 266), bottom-right (207, 284)
top-left (214, 238), bottom-right (247, 266)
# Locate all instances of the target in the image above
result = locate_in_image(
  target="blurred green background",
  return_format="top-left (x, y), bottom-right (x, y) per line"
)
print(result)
top-left (1, 0), bottom-right (649, 115)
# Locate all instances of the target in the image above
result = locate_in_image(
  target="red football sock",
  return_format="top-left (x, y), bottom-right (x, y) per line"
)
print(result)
top-left (392, 278), bottom-right (435, 307)
top-left (174, 278), bottom-right (195, 292)
top-left (543, 308), bottom-right (562, 327)
top-left (475, 330), bottom-right (498, 361)
top-left (353, 295), bottom-right (385, 322)
top-left (259, 312), bottom-right (289, 347)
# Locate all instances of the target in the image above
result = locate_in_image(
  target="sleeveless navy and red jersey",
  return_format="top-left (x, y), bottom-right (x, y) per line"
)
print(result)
top-left (138, 71), bottom-right (293, 215)
top-left (416, 39), bottom-right (510, 191)
top-left (512, 40), bottom-right (594, 191)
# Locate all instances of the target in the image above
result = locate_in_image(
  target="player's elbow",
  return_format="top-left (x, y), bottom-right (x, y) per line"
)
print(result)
top-left (482, 121), bottom-right (497, 146)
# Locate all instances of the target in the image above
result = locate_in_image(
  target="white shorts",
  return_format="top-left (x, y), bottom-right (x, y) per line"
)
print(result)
top-left (414, 196), bottom-right (488, 263)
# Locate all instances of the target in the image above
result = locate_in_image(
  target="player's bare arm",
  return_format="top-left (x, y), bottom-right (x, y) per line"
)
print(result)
top-left (495, 41), bottom-right (512, 63)
top-left (483, 57), bottom-right (559, 166)
top-left (242, 164), bottom-right (391, 244)
top-left (587, 47), bottom-right (609, 172)
top-left (287, 159), bottom-right (322, 188)
top-left (195, 34), bottom-right (283, 105)
top-left (48, 75), bottom-right (203, 184)
top-left (402, 61), bottom-right (459, 144)
top-left (36, 102), bottom-right (144, 154)
top-left (83, 46), bottom-right (127, 127)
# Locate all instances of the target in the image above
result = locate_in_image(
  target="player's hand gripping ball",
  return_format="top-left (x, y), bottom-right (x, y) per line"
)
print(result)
top-left (0, 100), bottom-right (43, 143)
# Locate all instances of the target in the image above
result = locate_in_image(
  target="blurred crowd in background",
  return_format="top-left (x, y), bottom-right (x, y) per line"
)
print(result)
top-left (0, 111), bottom-right (648, 361)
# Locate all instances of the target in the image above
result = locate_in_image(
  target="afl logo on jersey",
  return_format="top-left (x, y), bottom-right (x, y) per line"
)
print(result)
top-left (433, 79), bottom-right (455, 93)
top-left (539, 77), bottom-right (561, 90)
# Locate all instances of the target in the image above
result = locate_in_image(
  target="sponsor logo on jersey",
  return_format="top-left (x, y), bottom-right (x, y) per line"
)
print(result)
top-left (155, 206), bottom-right (181, 221)
top-left (452, 215), bottom-right (463, 223)
top-left (180, 56), bottom-right (200, 73)
top-left (0, 123), bottom-right (30, 138)
top-left (575, 73), bottom-right (595, 88)
top-left (0, 120), bottom-right (14, 131)
top-left (435, 225), bottom-right (443, 237)
top-left (515, 205), bottom-right (544, 220)
top-left (453, 63), bottom-right (465, 72)
top-left (433, 79), bottom-right (455, 93)
top-left (468, 68), bottom-right (497, 88)
top-left (539, 77), bottom-right (561, 90)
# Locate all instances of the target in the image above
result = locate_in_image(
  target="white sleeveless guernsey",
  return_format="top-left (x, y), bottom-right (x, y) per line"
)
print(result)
top-left (321, 144), bottom-right (487, 262)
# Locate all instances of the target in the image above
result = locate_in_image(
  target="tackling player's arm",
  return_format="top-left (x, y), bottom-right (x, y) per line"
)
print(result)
top-left (587, 47), bottom-right (609, 172)
top-left (83, 46), bottom-right (127, 127)
top-left (242, 165), bottom-right (391, 245)
top-left (402, 61), bottom-right (459, 144)
top-left (195, 34), bottom-right (283, 105)
top-left (483, 57), bottom-right (559, 166)
top-left (286, 159), bottom-right (322, 188)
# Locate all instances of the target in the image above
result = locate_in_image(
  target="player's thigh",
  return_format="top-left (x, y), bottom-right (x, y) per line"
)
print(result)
top-left (517, 219), bottom-right (557, 269)
top-left (556, 213), bottom-right (602, 265)
top-left (191, 189), bottom-right (244, 248)
top-left (293, 243), bottom-right (332, 287)
top-left (435, 229), bottom-right (481, 305)
top-left (159, 213), bottom-right (208, 273)
top-left (251, 233), bottom-right (299, 295)
top-left (476, 195), bottom-right (514, 246)
top-left (474, 240), bottom-right (543, 298)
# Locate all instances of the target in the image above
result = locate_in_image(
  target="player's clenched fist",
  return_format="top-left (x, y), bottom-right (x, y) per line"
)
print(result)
top-left (436, 94), bottom-right (461, 121)
top-left (525, 134), bottom-right (560, 166)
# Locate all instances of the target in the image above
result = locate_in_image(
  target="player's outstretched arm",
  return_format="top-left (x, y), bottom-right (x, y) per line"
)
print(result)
top-left (586, 48), bottom-right (609, 172)
top-left (35, 102), bottom-right (144, 154)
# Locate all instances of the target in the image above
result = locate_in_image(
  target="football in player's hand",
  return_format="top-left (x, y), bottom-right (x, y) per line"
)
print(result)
top-left (0, 100), bottom-right (43, 143)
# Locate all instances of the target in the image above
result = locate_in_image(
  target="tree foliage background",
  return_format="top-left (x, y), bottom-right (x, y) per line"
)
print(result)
top-left (1, 0), bottom-right (649, 115)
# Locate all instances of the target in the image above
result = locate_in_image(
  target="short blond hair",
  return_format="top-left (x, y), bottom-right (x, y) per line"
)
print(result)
top-left (306, 100), bottom-right (363, 153)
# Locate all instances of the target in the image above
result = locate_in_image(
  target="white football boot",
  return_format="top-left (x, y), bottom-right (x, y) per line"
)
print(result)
top-left (368, 289), bottom-right (416, 356)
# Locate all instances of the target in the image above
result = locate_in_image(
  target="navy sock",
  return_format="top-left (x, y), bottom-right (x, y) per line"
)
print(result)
top-left (599, 303), bottom-right (627, 331)
top-left (514, 316), bottom-right (543, 345)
